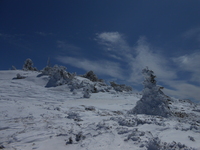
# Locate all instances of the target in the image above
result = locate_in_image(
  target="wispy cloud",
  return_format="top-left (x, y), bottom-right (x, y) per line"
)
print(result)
top-left (129, 37), bottom-right (177, 83)
top-left (0, 33), bottom-right (32, 51)
top-left (96, 32), bottom-right (123, 44)
top-left (57, 40), bottom-right (82, 56)
top-left (0, 33), bottom-right (25, 39)
top-left (96, 32), bottom-right (200, 102)
top-left (163, 81), bottom-right (200, 103)
top-left (173, 52), bottom-right (200, 83)
top-left (96, 33), bottom-right (176, 84)
top-left (182, 27), bottom-right (200, 42)
top-left (0, 33), bottom-right (13, 38)
top-left (57, 41), bottom-right (81, 51)
top-left (96, 32), bottom-right (132, 60)
top-left (56, 56), bottom-right (124, 79)
top-left (56, 32), bottom-right (200, 102)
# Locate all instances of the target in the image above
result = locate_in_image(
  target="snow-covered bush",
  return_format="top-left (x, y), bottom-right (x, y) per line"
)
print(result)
top-left (16, 73), bottom-right (26, 79)
top-left (42, 66), bottom-right (53, 75)
top-left (92, 82), bottom-right (111, 93)
top-left (23, 58), bottom-right (37, 71)
top-left (146, 138), bottom-right (196, 150)
top-left (45, 65), bottom-right (75, 87)
top-left (110, 81), bottom-right (132, 92)
top-left (13, 73), bottom-right (26, 79)
top-left (68, 77), bottom-right (111, 95)
top-left (85, 106), bottom-right (96, 111)
top-left (67, 112), bottom-right (82, 121)
top-left (129, 67), bottom-right (172, 117)
top-left (83, 84), bottom-right (92, 98)
top-left (81, 71), bottom-right (103, 82)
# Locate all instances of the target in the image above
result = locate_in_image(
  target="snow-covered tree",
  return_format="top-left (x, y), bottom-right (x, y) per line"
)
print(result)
top-left (16, 73), bottom-right (26, 79)
top-left (13, 73), bottom-right (26, 79)
top-left (83, 84), bottom-right (91, 98)
top-left (23, 58), bottom-right (37, 71)
top-left (110, 81), bottom-right (132, 92)
top-left (82, 71), bottom-right (103, 82)
top-left (45, 65), bottom-right (75, 87)
top-left (129, 67), bottom-right (172, 117)
top-left (42, 66), bottom-right (53, 75)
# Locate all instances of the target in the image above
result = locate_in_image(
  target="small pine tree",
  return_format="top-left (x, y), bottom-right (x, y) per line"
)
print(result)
top-left (23, 58), bottom-right (37, 71)
top-left (45, 65), bottom-right (75, 87)
top-left (110, 81), bottom-right (132, 92)
top-left (82, 71), bottom-right (103, 82)
top-left (129, 67), bottom-right (172, 117)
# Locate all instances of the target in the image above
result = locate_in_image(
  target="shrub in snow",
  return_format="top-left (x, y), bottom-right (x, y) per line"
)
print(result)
top-left (0, 145), bottom-right (5, 149)
top-left (92, 82), bottom-right (111, 93)
top-left (15, 73), bottom-right (26, 79)
top-left (146, 139), bottom-right (196, 150)
top-left (75, 132), bottom-right (85, 142)
top-left (13, 73), bottom-right (26, 79)
top-left (23, 58), bottom-right (37, 71)
top-left (83, 85), bottom-right (91, 98)
top-left (110, 81), bottom-right (132, 92)
top-left (45, 65), bottom-right (75, 87)
top-left (67, 112), bottom-right (82, 121)
top-left (188, 136), bottom-right (195, 142)
top-left (146, 138), bottom-right (160, 150)
top-left (85, 106), bottom-right (96, 111)
top-left (111, 115), bottom-right (165, 127)
top-left (124, 129), bottom-right (145, 142)
top-left (81, 70), bottom-right (103, 82)
top-left (81, 82), bottom-right (109, 98)
top-left (42, 66), bottom-right (53, 75)
top-left (68, 77), bottom-right (111, 94)
top-left (66, 137), bottom-right (73, 144)
top-left (129, 67), bottom-right (172, 117)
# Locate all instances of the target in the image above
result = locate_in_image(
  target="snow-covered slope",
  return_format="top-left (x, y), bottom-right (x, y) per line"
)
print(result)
top-left (0, 70), bottom-right (200, 150)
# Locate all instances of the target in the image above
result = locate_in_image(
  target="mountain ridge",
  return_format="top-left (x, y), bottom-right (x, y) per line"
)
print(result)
top-left (0, 70), bottom-right (200, 150)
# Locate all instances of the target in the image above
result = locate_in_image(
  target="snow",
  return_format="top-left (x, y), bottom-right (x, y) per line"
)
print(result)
top-left (0, 70), bottom-right (200, 150)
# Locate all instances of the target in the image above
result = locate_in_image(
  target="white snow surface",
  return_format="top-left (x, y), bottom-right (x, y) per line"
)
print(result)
top-left (0, 70), bottom-right (200, 150)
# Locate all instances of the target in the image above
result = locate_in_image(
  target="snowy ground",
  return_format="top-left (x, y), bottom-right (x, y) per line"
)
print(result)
top-left (0, 70), bottom-right (200, 150)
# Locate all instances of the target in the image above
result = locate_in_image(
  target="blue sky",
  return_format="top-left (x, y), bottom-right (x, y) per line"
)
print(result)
top-left (0, 0), bottom-right (200, 102)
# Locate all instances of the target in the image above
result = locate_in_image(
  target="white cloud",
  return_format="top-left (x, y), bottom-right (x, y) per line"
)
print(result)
top-left (56, 32), bottom-right (200, 102)
top-left (182, 27), bottom-right (200, 42)
top-left (163, 81), bottom-right (200, 102)
top-left (108, 54), bottom-right (122, 60)
top-left (57, 41), bottom-right (81, 51)
top-left (127, 37), bottom-right (177, 84)
top-left (0, 33), bottom-right (25, 39)
top-left (56, 41), bottom-right (82, 56)
top-left (96, 32), bottom-right (132, 60)
top-left (56, 56), bottom-right (124, 79)
top-left (173, 52), bottom-right (200, 82)
top-left (96, 32), bottom-right (122, 43)
top-left (96, 33), bottom-right (177, 84)
top-left (96, 33), bottom-right (200, 102)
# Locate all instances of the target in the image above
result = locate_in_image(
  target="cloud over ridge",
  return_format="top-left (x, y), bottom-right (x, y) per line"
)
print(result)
top-left (56, 31), bottom-right (200, 102)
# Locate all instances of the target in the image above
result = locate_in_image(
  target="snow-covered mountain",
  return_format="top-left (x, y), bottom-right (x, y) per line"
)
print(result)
top-left (0, 70), bottom-right (200, 150)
